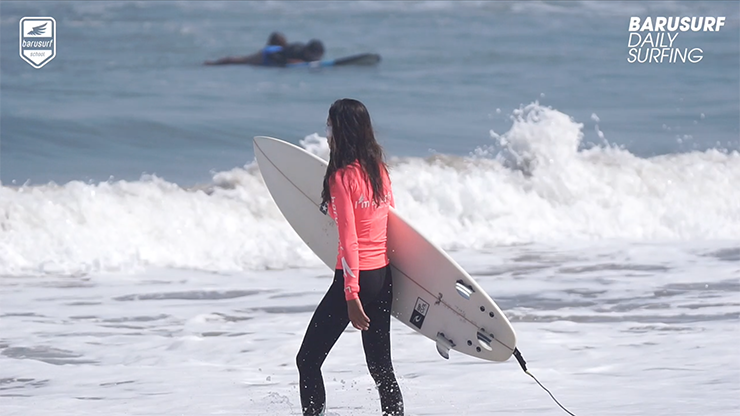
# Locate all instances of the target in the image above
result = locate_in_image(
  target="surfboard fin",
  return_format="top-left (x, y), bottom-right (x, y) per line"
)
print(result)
top-left (436, 332), bottom-right (456, 359)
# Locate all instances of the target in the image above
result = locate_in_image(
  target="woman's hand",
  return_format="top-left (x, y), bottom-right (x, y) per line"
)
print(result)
top-left (347, 298), bottom-right (370, 330)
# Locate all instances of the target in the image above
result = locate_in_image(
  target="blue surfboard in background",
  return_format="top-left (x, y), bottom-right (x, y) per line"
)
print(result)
top-left (286, 53), bottom-right (381, 68)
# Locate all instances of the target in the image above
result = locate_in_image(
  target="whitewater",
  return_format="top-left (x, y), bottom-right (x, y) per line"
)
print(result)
top-left (2, 104), bottom-right (738, 277)
top-left (2, 103), bottom-right (738, 415)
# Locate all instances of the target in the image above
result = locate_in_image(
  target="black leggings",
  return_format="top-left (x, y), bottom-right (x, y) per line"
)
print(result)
top-left (296, 265), bottom-right (404, 416)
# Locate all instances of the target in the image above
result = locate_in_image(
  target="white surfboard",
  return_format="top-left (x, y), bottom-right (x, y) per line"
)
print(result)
top-left (254, 136), bottom-right (516, 362)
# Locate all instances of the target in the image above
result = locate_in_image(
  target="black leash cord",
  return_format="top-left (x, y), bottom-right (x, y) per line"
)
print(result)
top-left (513, 348), bottom-right (577, 416)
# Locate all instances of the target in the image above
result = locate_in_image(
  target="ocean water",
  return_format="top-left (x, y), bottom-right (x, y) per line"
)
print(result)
top-left (1, 1), bottom-right (739, 415)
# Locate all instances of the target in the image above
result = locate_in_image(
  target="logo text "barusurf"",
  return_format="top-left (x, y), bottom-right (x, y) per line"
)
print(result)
top-left (627, 17), bottom-right (726, 64)
top-left (19, 17), bottom-right (56, 68)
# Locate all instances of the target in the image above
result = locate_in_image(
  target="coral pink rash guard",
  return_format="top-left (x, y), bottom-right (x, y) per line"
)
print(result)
top-left (329, 162), bottom-right (394, 301)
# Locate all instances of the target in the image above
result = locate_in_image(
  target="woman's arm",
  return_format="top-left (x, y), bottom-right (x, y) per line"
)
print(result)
top-left (329, 171), bottom-right (360, 301)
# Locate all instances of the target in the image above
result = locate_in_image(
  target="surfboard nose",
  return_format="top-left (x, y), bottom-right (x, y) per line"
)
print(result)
top-left (253, 136), bottom-right (282, 154)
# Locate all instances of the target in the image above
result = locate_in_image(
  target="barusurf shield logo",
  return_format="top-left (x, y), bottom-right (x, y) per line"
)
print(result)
top-left (20, 17), bottom-right (56, 68)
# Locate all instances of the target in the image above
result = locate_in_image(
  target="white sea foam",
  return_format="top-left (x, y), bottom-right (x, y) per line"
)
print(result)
top-left (1, 103), bottom-right (738, 276)
top-left (1, 242), bottom-right (737, 416)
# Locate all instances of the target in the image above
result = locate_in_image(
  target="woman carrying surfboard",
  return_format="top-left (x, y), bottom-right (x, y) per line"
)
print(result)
top-left (296, 99), bottom-right (404, 416)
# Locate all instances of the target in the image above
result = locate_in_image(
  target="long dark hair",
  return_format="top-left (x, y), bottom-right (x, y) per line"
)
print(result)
top-left (321, 98), bottom-right (388, 207)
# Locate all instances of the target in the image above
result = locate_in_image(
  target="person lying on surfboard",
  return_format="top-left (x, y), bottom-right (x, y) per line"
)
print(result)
top-left (296, 99), bottom-right (404, 416)
top-left (203, 32), bottom-right (325, 66)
